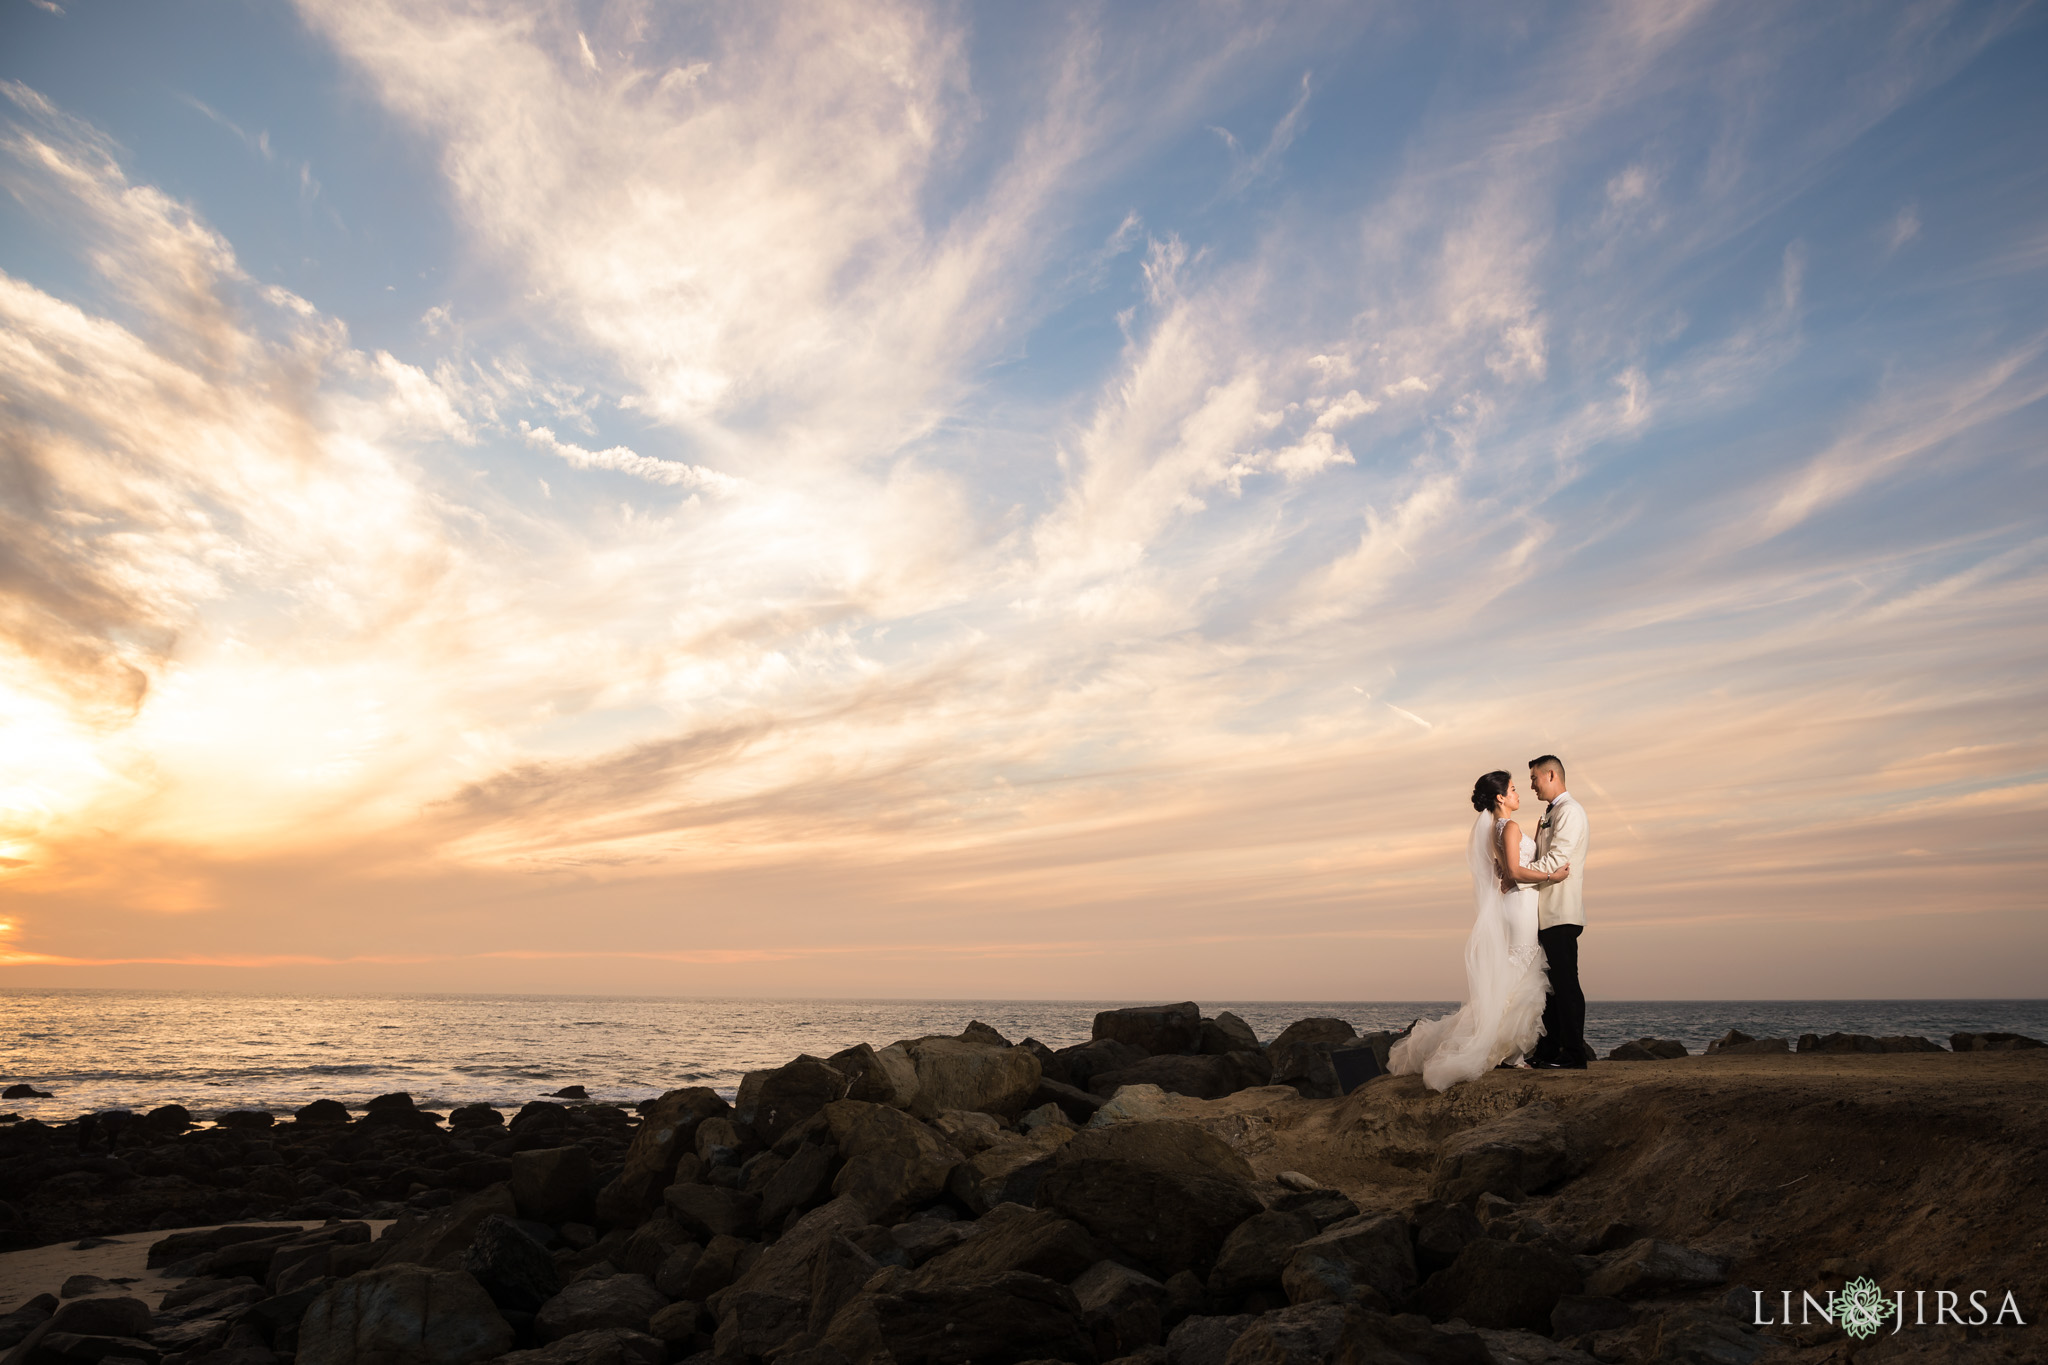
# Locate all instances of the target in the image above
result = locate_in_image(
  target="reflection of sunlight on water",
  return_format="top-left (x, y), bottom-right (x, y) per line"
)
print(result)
top-left (0, 991), bottom-right (2042, 1124)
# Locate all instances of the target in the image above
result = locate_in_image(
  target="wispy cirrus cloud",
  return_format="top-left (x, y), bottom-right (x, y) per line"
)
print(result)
top-left (1, 3), bottom-right (2044, 996)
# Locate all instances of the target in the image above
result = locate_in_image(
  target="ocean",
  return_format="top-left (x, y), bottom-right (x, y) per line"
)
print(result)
top-left (2, 990), bottom-right (2042, 1123)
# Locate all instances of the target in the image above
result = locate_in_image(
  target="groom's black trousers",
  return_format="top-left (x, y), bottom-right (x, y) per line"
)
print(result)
top-left (1533, 924), bottom-right (1587, 1065)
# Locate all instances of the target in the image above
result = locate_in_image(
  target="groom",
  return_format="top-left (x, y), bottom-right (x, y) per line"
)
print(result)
top-left (1525, 755), bottom-right (1591, 1069)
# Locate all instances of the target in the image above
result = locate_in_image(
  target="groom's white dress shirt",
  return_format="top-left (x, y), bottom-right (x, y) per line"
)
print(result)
top-left (1529, 790), bottom-right (1589, 930)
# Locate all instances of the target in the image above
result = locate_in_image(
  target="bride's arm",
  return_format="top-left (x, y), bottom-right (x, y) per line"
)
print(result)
top-left (1500, 821), bottom-right (1567, 884)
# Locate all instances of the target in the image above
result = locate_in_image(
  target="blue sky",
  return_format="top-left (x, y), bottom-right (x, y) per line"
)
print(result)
top-left (0, 1), bottom-right (2043, 999)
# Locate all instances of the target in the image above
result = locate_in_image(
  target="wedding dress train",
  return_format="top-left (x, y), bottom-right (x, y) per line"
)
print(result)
top-left (1387, 810), bottom-right (1550, 1091)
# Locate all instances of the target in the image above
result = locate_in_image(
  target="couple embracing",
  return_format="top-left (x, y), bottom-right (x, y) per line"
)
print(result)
top-left (1388, 754), bottom-right (1591, 1091)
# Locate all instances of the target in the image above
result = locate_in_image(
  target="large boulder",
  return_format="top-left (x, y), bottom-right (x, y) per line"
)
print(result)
top-left (462, 1215), bottom-right (562, 1314)
top-left (376, 1184), bottom-right (519, 1270)
top-left (594, 1087), bottom-right (729, 1225)
top-left (1606, 1038), bottom-right (1689, 1061)
top-left (814, 1100), bottom-right (965, 1223)
top-left (45, 1297), bottom-right (153, 1337)
top-left (663, 1183), bottom-right (761, 1240)
top-left (298, 1264), bottom-right (513, 1365)
top-left (1703, 1030), bottom-right (1789, 1055)
top-left (1223, 1304), bottom-right (1493, 1365)
top-left (1279, 1213), bottom-right (1416, 1307)
top-left (736, 1056), bottom-right (851, 1145)
top-left (826, 1042), bottom-right (922, 1109)
top-left (759, 1139), bottom-right (838, 1228)
top-left (1199, 1012), bottom-right (1261, 1056)
top-left (1951, 1031), bottom-right (2043, 1051)
top-left (1094, 1002), bottom-right (1203, 1056)
top-left (894, 1036), bottom-right (1043, 1119)
top-left (1088, 1052), bottom-right (1272, 1101)
top-left (1878, 1035), bottom-right (1945, 1053)
top-left (1038, 1121), bottom-right (1261, 1277)
top-left (1050, 1038), bottom-right (1149, 1091)
top-left (1409, 1200), bottom-right (1483, 1275)
top-left (1208, 1210), bottom-right (1317, 1298)
top-left (947, 1125), bottom-right (1074, 1215)
top-left (918, 1204), bottom-right (1098, 1284)
top-left (513, 1146), bottom-right (596, 1224)
top-left (822, 1269), bottom-right (1094, 1365)
top-left (1167, 1312), bottom-right (1257, 1365)
top-left (712, 1196), bottom-right (875, 1360)
top-left (1583, 1239), bottom-right (1730, 1299)
top-left (1414, 1238), bottom-right (1582, 1331)
top-left (1074, 1259), bottom-right (1169, 1359)
top-left (535, 1273), bottom-right (668, 1342)
top-left (493, 1327), bottom-right (667, 1364)
top-left (1797, 1032), bottom-right (1885, 1055)
top-left (1264, 1019), bottom-right (1357, 1099)
top-left (1429, 1102), bottom-right (1576, 1204)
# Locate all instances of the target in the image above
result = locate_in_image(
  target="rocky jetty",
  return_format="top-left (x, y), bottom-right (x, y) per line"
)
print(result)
top-left (0, 1007), bottom-right (2041, 1365)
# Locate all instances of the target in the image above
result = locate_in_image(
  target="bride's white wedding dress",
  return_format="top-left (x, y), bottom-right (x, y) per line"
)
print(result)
top-left (1387, 811), bottom-right (1550, 1091)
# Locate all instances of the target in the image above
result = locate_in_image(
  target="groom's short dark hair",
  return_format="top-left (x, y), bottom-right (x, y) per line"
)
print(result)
top-left (1529, 754), bottom-right (1565, 782)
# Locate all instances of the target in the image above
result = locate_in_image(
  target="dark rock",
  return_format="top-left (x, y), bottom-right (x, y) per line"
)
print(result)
top-left (1039, 1121), bottom-right (1262, 1277)
top-left (143, 1104), bottom-right (190, 1129)
top-left (147, 1224), bottom-right (304, 1269)
top-left (825, 1269), bottom-right (1093, 1365)
top-left (1410, 1199), bottom-right (1484, 1274)
top-left (1950, 1031), bottom-right (2043, 1051)
top-left (888, 1218), bottom-right (975, 1266)
top-left (1, 1084), bottom-right (51, 1099)
top-left (1263, 1019), bottom-right (1357, 1099)
top-left (1703, 1031), bottom-right (1789, 1055)
top-left (1649, 1307), bottom-right (1767, 1364)
top-left (46, 1296), bottom-right (152, 1337)
top-left (1230, 1304), bottom-right (1494, 1365)
top-left (675, 1233), bottom-right (748, 1301)
top-left (663, 1183), bottom-right (761, 1240)
top-left (1075, 1259), bottom-right (1169, 1359)
top-left (1165, 1312), bottom-right (1255, 1365)
top-left (510, 1101), bottom-right (571, 1140)
top-left (1583, 1239), bottom-right (1729, 1298)
top-left (1429, 1102), bottom-right (1576, 1203)
top-left (492, 1326), bottom-right (667, 1364)
top-left (1414, 1237), bottom-right (1582, 1331)
top-left (1216, 1301), bottom-right (1350, 1365)
top-left (810, 1100), bottom-right (964, 1223)
top-left (1551, 1294), bottom-right (1635, 1337)
top-left (297, 1263), bottom-right (512, 1365)
top-left (1878, 1035), bottom-right (1945, 1053)
top-left (758, 1139), bottom-right (837, 1227)
top-left (1016, 1038), bottom-right (1068, 1086)
top-left (1797, 1032), bottom-right (1885, 1055)
top-left (894, 1036), bottom-right (1043, 1119)
top-left (1033, 1077), bottom-right (1106, 1125)
top-left (214, 1110), bottom-right (275, 1130)
top-left (647, 1299), bottom-right (702, 1345)
top-left (694, 1116), bottom-right (744, 1165)
top-left (735, 1056), bottom-right (851, 1146)
top-left (292, 1099), bottom-right (351, 1125)
top-left (1198, 1013), bottom-right (1261, 1056)
top-left (931, 1108), bottom-right (1002, 1153)
top-left (1053, 1038), bottom-right (1150, 1091)
top-left (1279, 1213), bottom-right (1414, 1307)
top-left (363, 1091), bottom-right (427, 1124)
top-left (375, 1183), bottom-right (519, 1270)
top-left (920, 1204), bottom-right (1097, 1284)
top-left (462, 1214), bottom-right (562, 1313)
top-left (551, 1086), bottom-right (590, 1099)
top-left (513, 1146), bottom-right (596, 1224)
top-left (595, 1087), bottom-right (728, 1225)
top-left (19, 1330), bottom-right (161, 1362)
top-left (449, 1104), bottom-right (505, 1128)
top-left (57, 1273), bottom-right (113, 1297)
top-left (1089, 1052), bottom-right (1273, 1101)
top-left (1268, 1188), bottom-right (1358, 1231)
top-left (535, 1272), bottom-right (667, 1342)
top-left (1094, 1002), bottom-right (1203, 1056)
top-left (1207, 1210), bottom-right (1317, 1298)
top-left (711, 1195), bottom-right (872, 1359)
top-left (825, 1042), bottom-right (921, 1111)
top-left (1606, 1038), bottom-right (1689, 1061)
top-left (960, 1020), bottom-right (1014, 1048)
top-left (616, 1208), bottom-right (694, 1277)
top-left (947, 1127), bottom-right (1073, 1215)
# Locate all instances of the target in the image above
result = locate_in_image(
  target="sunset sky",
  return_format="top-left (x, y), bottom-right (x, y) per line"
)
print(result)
top-left (1, 1), bottom-right (2043, 1001)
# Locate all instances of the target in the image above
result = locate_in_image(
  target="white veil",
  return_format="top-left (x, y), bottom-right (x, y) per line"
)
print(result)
top-left (1386, 809), bottom-right (1519, 1090)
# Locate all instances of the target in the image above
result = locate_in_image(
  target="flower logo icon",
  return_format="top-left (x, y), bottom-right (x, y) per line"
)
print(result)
top-left (1837, 1276), bottom-right (1897, 1340)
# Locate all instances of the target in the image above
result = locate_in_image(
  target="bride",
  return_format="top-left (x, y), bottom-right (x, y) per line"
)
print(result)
top-left (1388, 770), bottom-right (1569, 1091)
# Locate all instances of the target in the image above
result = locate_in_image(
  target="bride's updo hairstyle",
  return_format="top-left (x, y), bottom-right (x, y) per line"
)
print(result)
top-left (1470, 770), bottom-right (1512, 813)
